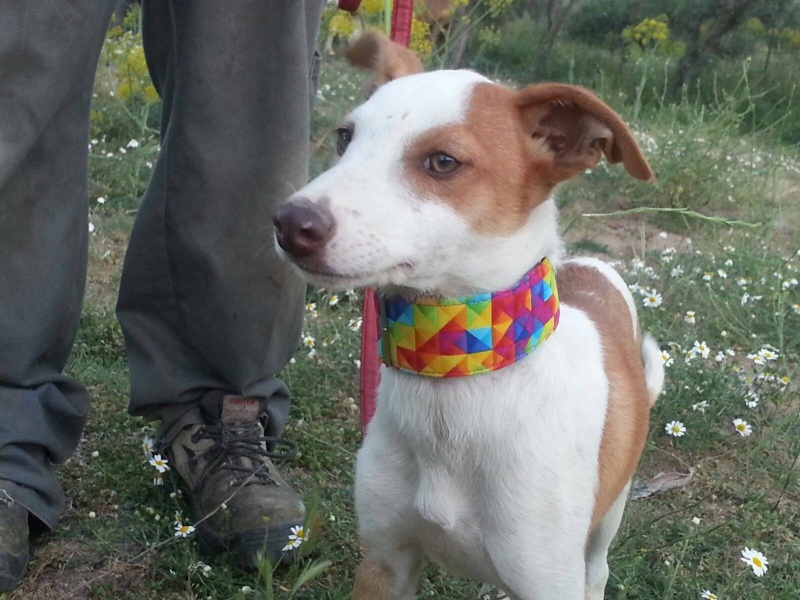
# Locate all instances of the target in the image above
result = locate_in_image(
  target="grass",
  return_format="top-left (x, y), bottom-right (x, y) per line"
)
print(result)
top-left (6, 17), bottom-right (800, 600)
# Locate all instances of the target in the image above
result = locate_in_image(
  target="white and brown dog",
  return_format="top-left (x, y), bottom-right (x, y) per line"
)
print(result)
top-left (274, 32), bottom-right (664, 600)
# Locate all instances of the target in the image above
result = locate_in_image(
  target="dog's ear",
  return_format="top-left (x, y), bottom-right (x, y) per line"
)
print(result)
top-left (515, 83), bottom-right (654, 183)
top-left (346, 30), bottom-right (424, 94)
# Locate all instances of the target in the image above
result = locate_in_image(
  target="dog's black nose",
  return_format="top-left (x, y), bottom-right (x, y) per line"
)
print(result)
top-left (273, 199), bottom-right (335, 259)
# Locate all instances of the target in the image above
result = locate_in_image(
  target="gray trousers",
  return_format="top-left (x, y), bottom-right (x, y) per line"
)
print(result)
top-left (0, 0), bottom-right (323, 529)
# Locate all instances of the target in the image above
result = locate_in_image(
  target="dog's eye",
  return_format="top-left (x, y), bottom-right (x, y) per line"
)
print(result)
top-left (424, 153), bottom-right (461, 176)
top-left (336, 127), bottom-right (353, 156)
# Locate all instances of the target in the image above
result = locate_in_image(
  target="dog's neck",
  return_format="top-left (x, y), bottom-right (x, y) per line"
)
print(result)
top-left (380, 255), bottom-right (560, 378)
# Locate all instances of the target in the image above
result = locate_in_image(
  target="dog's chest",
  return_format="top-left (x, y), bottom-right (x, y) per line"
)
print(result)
top-left (368, 308), bottom-right (610, 581)
top-left (388, 414), bottom-right (503, 582)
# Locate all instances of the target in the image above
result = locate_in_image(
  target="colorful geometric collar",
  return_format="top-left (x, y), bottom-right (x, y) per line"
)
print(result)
top-left (380, 258), bottom-right (560, 378)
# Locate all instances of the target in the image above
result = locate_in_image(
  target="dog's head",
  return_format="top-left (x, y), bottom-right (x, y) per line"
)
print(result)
top-left (274, 32), bottom-right (653, 295)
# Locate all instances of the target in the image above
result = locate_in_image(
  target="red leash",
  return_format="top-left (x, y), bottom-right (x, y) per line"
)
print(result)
top-left (338, 0), bottom-right (416, 435)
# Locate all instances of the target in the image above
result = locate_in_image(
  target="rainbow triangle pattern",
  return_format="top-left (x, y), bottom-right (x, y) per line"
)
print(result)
top-left (380, 258), bottom-right (560, 378)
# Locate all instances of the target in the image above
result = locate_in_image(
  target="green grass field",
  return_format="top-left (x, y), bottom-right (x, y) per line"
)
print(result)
top-left (6, 17), bottom-right (800, 600)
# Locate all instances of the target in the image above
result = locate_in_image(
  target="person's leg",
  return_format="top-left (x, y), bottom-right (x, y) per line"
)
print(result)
top-left (0, 0), bottom-right (116, 590)
top-left (119, 0), bottom-right (323, 442)
top-left (117, 0), bottom-right (325, 565)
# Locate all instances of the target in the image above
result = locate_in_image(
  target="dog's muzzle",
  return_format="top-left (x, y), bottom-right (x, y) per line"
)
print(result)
top-left (273, 198), bottom-right (336, 260)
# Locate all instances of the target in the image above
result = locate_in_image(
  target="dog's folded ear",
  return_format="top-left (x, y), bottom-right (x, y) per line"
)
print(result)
top-left (346, 30), bottom-right (424, 95)
top-left (515, 83), bottom-right (655, 183)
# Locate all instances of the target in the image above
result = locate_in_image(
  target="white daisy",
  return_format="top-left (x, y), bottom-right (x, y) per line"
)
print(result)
top-left (692, 401), bottom-right (708, 413)
top-left (642, 292), bottom-right (663, 308)
top-left (792, 303), bottom-right (800, 315)
top-left (684, 311), bottom-right (697, 324)
top-left (281, 525), bottom-right (309, 552)
top-left (701, 591), bottom-right (718, 600)
top-left (328, 294), bottom-right (339, 306)
top-left (714, 351), bottom-right (725, 362)
top-left (733, 418), bottom-right (753, 437)
top-left (149, 454), bottom-right (170, 473)
top-left (348, 317), bottom-right (363, 332)
top-left (174, 523), bottom-right (195, 538)
top-left (717, 269), bottom-right (727, 279)
top-left (745, 390), bottom-right (760, 408)
top-left (758, 348), bottom-right (779, 361)
top-left (740, 547), bottom-right (768, 577)
top-left (693, 340), bottom-right (711, 359)
top-left (747, 352), bottom-right (766, 366)
top-left (736, 277), bottom-right (748, 287)
top-left (670, 265), bottom-right (684, 277)
top-left (142, 436), bottom-right (155, 458)
top-left (661, 350), bottom-right (674, 367)
top-left (702, 272), bottom-right (714, 281)
top-left (302, 335), bottom-right (315, 348)
top-left (665, 420), bottom-right (686, 437)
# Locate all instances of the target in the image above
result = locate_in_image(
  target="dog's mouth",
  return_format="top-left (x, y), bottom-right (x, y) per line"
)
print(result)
top-left (292, 260), bottom-right (416, 288)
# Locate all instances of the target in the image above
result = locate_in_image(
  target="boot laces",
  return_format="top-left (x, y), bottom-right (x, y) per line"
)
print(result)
top-left (192, 423), bottom-right (297, 494)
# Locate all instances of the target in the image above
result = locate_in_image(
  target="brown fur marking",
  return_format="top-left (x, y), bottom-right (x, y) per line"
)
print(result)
top-left (404, 83), bottom-right (556, 235)
top-left (557, 262), bottom-right (651, 529)
top-left (352, 560), bottom-right (399, 600)
top-left (515, 83), bottom-right (655, 182)
top-left (346, 30), bottom-right (424, 90)
top-left (403, 82), bottom-right (654, 236)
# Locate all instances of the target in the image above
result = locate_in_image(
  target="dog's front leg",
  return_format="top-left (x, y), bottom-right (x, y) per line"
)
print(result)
top-left (487, 521), bottom-right (587, 600)
top-left (352, 548), bottom-right (424, 600)
top-left (494, 551), bottom-right (586, 600)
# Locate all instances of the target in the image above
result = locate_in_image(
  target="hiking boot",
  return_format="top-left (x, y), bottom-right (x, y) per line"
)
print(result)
top-left (0, 483), bottom-right (29, 593)
top-left (166, 396), bottom-right (306, 569)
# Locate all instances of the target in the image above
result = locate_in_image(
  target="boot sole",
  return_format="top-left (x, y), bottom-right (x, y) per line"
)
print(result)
top-left (196, 518), bottom-right (306, 569)
top-left (0, 550), bottom-right (28, 593)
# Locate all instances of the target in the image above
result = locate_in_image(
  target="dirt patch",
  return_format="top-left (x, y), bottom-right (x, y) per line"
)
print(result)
top-left (562, 198), bottom-right (695, 259)
top-left (12, 540), bottom-right (152, 600)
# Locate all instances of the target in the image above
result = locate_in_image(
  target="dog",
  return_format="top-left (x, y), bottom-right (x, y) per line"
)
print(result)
top-left (274, 31), bottom-right (664, 600)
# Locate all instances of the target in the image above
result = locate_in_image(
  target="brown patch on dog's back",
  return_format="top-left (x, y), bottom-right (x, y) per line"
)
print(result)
top-left (557, 261), bottom-right (651, 529)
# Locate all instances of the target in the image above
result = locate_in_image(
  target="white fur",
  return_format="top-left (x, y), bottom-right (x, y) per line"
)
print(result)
top-left (584, 482), bottom-right (631, 600)
top-left (641, 333), bottom-right (665, 406)
top-left (278, 72), bottom-right (656, 599)
top-left (357, 306), bottom-right (607, 599)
